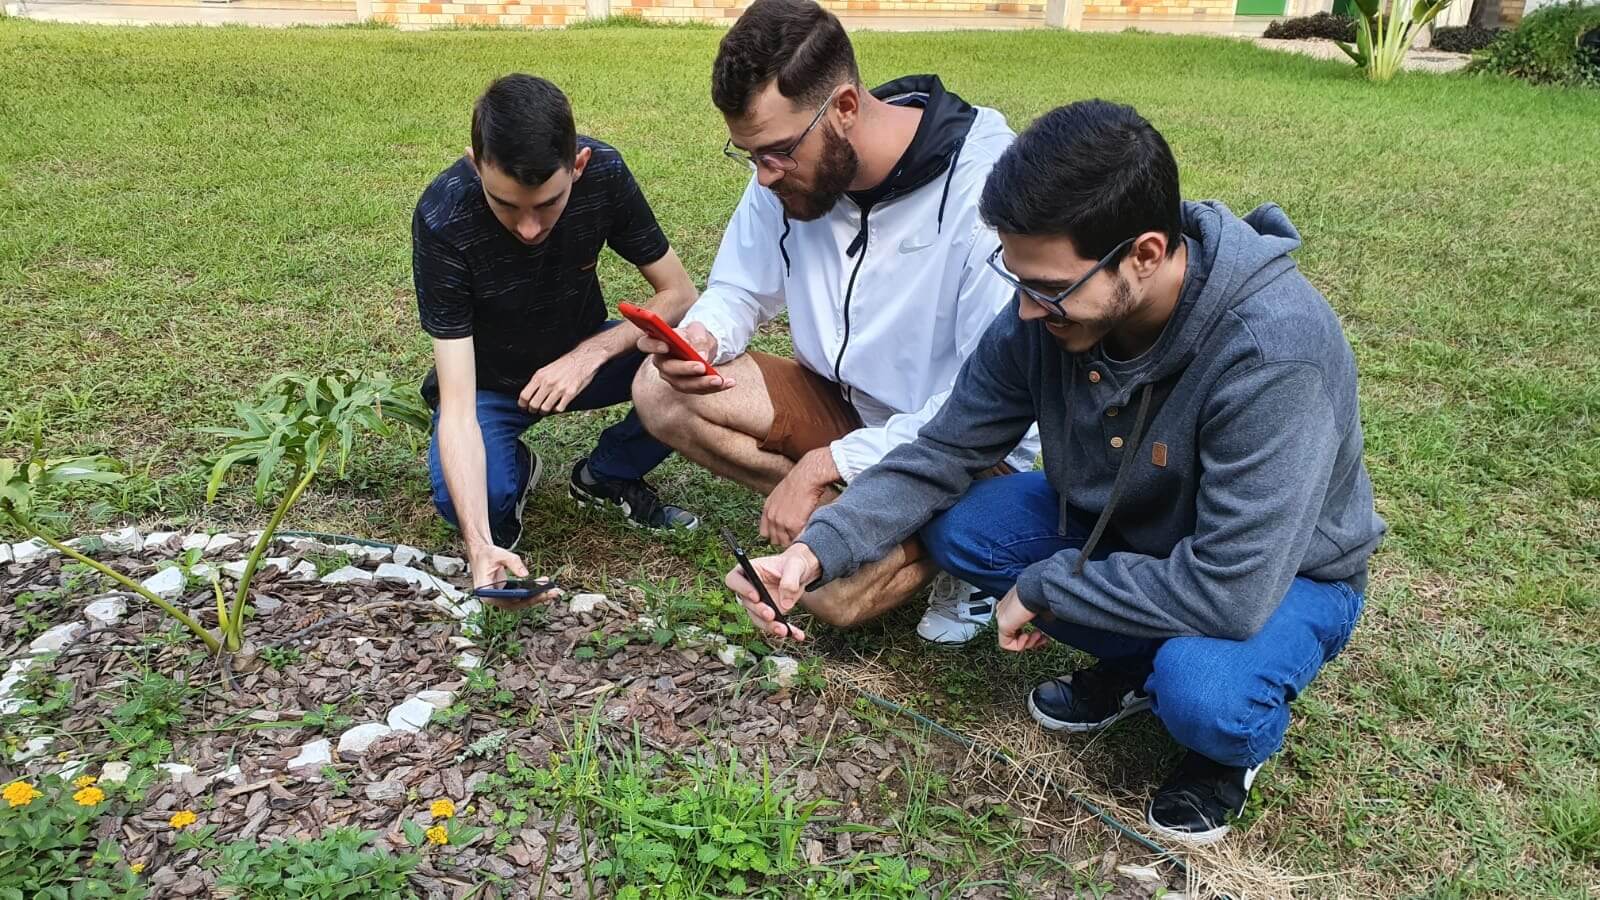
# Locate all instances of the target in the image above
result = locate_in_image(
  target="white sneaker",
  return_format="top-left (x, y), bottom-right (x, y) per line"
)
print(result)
top-left (916, 573), bottom-right (996, 645)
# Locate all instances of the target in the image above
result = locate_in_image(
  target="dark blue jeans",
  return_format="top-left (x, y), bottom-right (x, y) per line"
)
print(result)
top-left (427, 321), bottom-right (672, 546)
top-left (920, 472), bottom-right (1364, 768)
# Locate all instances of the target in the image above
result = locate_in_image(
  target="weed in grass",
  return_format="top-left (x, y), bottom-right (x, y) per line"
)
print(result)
top-left (216, 827), bottom-right (418, 898)
top-left (259, 646), bottom-right (301, 671)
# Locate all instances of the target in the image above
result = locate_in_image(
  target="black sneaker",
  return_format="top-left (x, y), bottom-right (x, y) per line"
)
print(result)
top-left (1146, 751), bottom-right (1261, 846)
top-left (569, 458), bottom-right (699, 531)
top-left (1026, 656), bottom-right (1153, 733)
top-left (491, 449), bottom-right (542, 552)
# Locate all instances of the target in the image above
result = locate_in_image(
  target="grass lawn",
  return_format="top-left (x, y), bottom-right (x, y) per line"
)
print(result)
top-left (3, 15), bottom-right (1598, 898)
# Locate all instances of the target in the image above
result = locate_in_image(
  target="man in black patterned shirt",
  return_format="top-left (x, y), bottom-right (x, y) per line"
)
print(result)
top-left (413, 74), bottom-right (699, 592)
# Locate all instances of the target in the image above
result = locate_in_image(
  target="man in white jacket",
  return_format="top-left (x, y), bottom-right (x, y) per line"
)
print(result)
top-left (632, 0), bottom-right (1038, 643)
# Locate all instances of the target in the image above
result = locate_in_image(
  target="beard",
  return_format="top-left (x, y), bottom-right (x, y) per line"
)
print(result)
top-left (1046, 275), bottom-right (1140, 353)
top-left (773, 124), bottom-right (858, 221)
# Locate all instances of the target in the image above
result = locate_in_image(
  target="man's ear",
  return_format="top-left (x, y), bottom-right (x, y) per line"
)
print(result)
top-left (464, 147), bottom-right (477, 172)
top-left (832, 83), bottom-right (860, 132)
top-left (1128, 232), bottom-right (1169, 279)
top-left (570, 146), bottom-right (592, 182)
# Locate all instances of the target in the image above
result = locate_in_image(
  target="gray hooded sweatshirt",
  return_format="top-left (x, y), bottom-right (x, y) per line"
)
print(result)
top-left (799, 201), bottom-right (1386, 642)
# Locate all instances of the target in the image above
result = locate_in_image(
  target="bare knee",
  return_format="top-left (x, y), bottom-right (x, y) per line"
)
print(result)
top-left (632, 363), bottom-right (695, 444)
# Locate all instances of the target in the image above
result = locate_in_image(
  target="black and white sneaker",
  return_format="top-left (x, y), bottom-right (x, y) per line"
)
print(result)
top-left (492, 449), bottom-right (542, 552)
top-left (1026, 656), bottom-right (1153, 733)
top-left (1146, 751), bottom-right (1261, 846)
top-left (569, 458), bottom-right (699, 531)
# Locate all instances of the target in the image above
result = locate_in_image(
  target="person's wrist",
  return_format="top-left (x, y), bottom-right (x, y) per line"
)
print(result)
top-left (791, 543), bottom-right (823, 584)
top-left (800, 448), bottom-right (840, 487)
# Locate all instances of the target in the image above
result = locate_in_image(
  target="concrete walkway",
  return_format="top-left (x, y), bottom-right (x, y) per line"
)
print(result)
top-left (7, 0), bottom-right (356, 26)
top-left (1252, 36), bottom-right (1472, 72)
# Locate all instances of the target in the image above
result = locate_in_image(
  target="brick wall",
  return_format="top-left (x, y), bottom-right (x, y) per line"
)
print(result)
top-left (370, 0), bottom-right (1046, 27)
top-left (1082, 0), bottom-right (1234, 16)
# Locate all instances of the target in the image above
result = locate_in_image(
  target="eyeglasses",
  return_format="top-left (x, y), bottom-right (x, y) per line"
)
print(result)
top-left (986, 237), bottom-right (1135, 322)
top-left (722, 87), bottom-right (840, 173)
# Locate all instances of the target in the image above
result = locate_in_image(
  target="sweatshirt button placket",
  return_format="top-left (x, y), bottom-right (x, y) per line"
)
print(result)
top-left (1110, 436), bottom-right (1124, 450)
top-left (1087, 370), bottom-right (1101, 384)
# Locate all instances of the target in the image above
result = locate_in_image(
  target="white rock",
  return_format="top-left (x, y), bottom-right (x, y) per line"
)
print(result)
top-left (320, 566), bottom-right (372, 585)
top-left (432, 554), bottom-right (466, 576)
top-left (287, 738), bottom-right (332, 770)
top-left (11, 539), bottom-right (54, 563)
top-left (392, 544), bottom-right (425, 567)
top-left (190, 563), bottom-right (217, 582)
top-left (375, 563), bottom-right (432, 589)
top-left (181, 533), bottom-right (210, 551)
top-left (204, 534), bottom-right (240, 555)
top-left (1117, 865), bottom-right (1163, 885)
top-left (568, 593), bottom-right (611, 615)
top-left (156, 763), bottom-right (194, 781)
top-left (716, 644), bottom-right (746, 667)
top-left (29, 622), bottom-right (84, 654)
top-left (84, 595), bottom-right (128, 628)
top-left (415, 690), bottom-right (456, 709)
top-left (336, 543), bottom-right (390, 565)
top-left (144, 531), bottom-right (178, 551)
top-left (253, 596), bottom-right (282, 614)
top-left (221, 557), bottom-right (289, 579)
top-left (337, 722), bottom-right (394, 755)
top-left (57, 759), bottom-right (89, 780)
top-left (766, 655), bottom-right (800, 688)
top-left (0, 658), bottom-right (40, 714)
top-left (426, 573), bottom-right (465, 602)
top-left (64, 537), bottom-right (92, 551)
top-left (100, 527), bottom-right (142, 554)
top-left (0, 543), bottom-right (11, 565)
top-left (386, 697), bottom-right (435, 733)
top-left (448, 636), bottom-right (477, 649)
top-left (288, 561), bottom-right (317, 581)
top-left (141, 566), bottom-right (186, 600)
top-left (454, 652), bottom-right (483, 671)
top-left (98, 761), bottom-right (132, 786)
top-left (214, 764), bottom-right (244, 784)
top-left (14, 736), bottom-right (53, 762)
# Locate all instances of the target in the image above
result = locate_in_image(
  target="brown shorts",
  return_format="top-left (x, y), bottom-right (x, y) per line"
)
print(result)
top-left (750, 352), bottom-right (862, 462)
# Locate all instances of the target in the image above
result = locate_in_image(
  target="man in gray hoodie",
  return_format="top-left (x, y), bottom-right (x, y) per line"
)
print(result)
top-left (725, 100), bottom-right (1385, 845)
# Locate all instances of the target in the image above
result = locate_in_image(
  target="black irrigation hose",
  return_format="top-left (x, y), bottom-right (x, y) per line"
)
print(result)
top-left (273, 528), bottom-right (1196, 884)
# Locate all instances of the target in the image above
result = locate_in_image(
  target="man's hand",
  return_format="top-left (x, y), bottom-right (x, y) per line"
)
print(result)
top-left (996, 588), bottom-right (1051, 652)
top-left (520, 345), bottom-right (607, 414)
top-left (468, 542), bottom-right (529, 591)
top-left (761, 448), bottom-right (839, 548)
top-left (724, 543), bottom-right (821, 642)
top-left (641, 322), bottom-right (733, 395)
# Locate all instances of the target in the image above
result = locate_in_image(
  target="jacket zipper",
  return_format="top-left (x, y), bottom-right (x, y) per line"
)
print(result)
top-left (835, 206), bottom-right (872, 403)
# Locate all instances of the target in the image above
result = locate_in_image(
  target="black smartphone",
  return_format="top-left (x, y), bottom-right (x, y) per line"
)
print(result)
top-left (472, 579), bottom-right (556, 601)
top-left (720, 528), bottom-right (792, 638)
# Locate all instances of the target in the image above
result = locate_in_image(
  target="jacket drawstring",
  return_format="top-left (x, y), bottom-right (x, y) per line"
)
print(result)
top-left (1073, 382), bottom-right (1156, 574)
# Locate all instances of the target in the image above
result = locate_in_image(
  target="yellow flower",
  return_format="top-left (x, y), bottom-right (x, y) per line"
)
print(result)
top-left (73, 775), bottom-right (98, 789)
top-left (168, 810), bottom-right (198, 829)
top-left (130, 862), bottom-right (146, 875)
top-left (429, 798), bottom-right (455, 820)
top-left (425, 824), bottom-right (449, 846)
top-left (3, 781), bottom-right (42, 808)
top-left (73, 786), bottom-right (106, 806)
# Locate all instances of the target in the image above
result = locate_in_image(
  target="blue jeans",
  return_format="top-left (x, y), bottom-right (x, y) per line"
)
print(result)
top-left (920, 472), bottom-right (1364, 768)
top-left (427, 321), bottom-right (672, 546)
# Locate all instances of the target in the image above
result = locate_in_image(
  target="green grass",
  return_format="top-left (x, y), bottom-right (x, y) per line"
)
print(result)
top-left (2, 17), bottom-right (1598, 898)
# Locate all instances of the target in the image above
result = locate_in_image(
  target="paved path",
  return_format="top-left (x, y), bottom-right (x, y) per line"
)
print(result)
top-left (1252, 36), bottom-right (1472, 72)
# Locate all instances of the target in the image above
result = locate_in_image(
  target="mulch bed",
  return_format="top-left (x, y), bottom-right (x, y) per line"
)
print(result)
top-left (1, 534), bottom-right (1178, 898)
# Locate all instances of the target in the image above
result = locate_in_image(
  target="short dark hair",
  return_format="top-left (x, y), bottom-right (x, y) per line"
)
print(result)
top-left (980, 100), bottom-right (1182, 261)
top-left (471, 74), bottom-right (577, 186)
top-left (712, 0), bottom-right (859, 118)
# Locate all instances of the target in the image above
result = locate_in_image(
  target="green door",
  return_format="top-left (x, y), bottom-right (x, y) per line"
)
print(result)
top-left (1237, 0), bottom-right (1287, 14)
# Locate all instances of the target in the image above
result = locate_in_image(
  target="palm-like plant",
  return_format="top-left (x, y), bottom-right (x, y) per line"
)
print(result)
top-left (1, 450), bottom-right (222, 653)
top-left (1339, 0), bottom-right (1457, 81)
top-left (203, 370), bottom-right (429, 654)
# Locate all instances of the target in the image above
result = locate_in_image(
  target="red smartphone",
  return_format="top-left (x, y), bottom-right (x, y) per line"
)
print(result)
top-left (618, 302), bottom-right (719, 379)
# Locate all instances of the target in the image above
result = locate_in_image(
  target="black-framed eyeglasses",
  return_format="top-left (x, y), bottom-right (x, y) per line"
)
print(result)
top-left (722, 87), bottom-right (840, 173)
top-left (986, 237), bottom-right (1135, 321)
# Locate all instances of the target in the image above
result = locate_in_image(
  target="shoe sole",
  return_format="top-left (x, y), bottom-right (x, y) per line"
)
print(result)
top-left (1027, 691), bottom-right (1152, 734)
top-left (915, 622), bottom-right (992, 647)
top-left (568, 482), bottom-right (700, 532)
top-left (1144, 811), bottom-right (1231, 847)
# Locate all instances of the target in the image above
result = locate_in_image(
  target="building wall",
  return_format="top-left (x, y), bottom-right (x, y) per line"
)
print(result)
top-left (1082, 0), bottom-right (1234, 17)
top-left (369, 0), bottom-right (1046, 27)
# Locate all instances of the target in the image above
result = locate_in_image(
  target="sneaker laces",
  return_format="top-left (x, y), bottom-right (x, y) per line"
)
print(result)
top-left (612, 478), bottom-right (668, 525)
